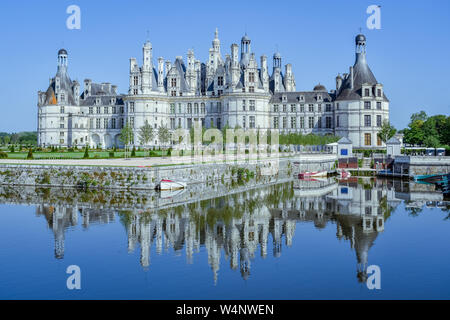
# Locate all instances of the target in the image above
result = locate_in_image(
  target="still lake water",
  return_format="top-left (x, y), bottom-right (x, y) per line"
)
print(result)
top-left (0, 178), bottom-right (449, 300)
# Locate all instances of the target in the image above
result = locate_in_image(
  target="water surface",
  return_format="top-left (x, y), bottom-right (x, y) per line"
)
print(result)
top-left (0, 178), bottom-right (449, 299)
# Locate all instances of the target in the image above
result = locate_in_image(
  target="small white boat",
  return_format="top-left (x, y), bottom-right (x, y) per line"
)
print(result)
top-left (156, 179), bottom-right (187, 191)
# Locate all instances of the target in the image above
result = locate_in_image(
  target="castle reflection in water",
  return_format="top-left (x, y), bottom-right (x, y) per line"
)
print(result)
top-left (30, 178), bottom-right (441, 283)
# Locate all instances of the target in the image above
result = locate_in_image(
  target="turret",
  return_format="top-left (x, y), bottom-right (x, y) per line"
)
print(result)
top-left (240, 34), bottom-right (251, 67)
top-left (142, 40), bottom-right (152, 94)
top-left (57, 49), bottom-right (68, 73)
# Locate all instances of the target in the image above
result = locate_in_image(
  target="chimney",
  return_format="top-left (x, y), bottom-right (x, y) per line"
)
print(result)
top-left (350, 67), bottom-right (354, 90)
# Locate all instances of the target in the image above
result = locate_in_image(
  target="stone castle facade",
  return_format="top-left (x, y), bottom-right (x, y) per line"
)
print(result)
top-left (37, 30), bottom-right (389, 149)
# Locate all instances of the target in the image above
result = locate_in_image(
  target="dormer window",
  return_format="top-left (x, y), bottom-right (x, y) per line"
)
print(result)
top-left (248, 72), bottom-right (255, 83)
top-left (282, 95), bottom-right (287, 102)
top-left (217, 76), bottom-right (224, 86)
top-left (171, 78), bottom-right (177, 87)
top-left (377, 89), bottom-right (382, 97)
top-left (365, 88), bottom-right (370, 97)
top-left (299, 95), bottom-right (304, 101)
top-left (317, 95), bottom-right (322, 101)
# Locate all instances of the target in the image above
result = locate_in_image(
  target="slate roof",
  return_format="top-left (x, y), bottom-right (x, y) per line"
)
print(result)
top-left (335, 52), bottom-right (388, 102)
top-left (270, 91), bottom-right (333, 104)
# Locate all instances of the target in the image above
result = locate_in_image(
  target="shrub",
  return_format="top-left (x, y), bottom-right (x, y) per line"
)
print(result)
top-left (167, 148), bottom-right (172, 156)
top-left (9, 145), bottom-right (14, 153)
top-left (26, 148), bottom-right (33, 160)
top-left (109, 151), bottom-right (115, 158)
top-left (83, 147), bottom-right (89, 159)
top-left (131, 146), bottom-right (136, 157)
top-left (0, 151), bottom-right (8, 159)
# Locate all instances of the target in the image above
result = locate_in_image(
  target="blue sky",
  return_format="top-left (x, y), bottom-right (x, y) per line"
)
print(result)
top-left (0, 0), bottom-right (449, 132)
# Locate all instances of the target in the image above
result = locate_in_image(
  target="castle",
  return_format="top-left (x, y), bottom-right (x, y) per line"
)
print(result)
top-left (37, 30), bottom-right (389, 149)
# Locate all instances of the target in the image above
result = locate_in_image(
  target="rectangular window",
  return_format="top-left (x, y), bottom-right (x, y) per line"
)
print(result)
top-left (365, 88), bottom-right (370, 97)
top-left (170, 118), bottom-right (175, 130)
top-left (300, 117), bottom-right (304, 129)
top-left (336, 116), bottom-right (340, 127)
top-left (318, 116), bottom-right (322, 128)
top-left (291, 104), bottom-right (296, 113)
top-left (216, 102), bottom-right (221, 113)
top-left (283, 117), bottom-right (287, 129)
top-left (96, 119), bottom-right (101, 129)
top-left (309, 104), bottom-right (314, 112)
top-left (273, 117), bottom-right (279, 129)
top-left (377, 115), bottom-right (382, 127)
top-left (217, 76), bottom-right (224, 86)
top-left (187, 118), bottom-right (192, 129)
top-left (104, 107), bottom-right (109, 114)
top-left (249, 86), bottom-right (254, 93)
top-left (283, 105), bottom-right (287, 112)
top-left (217, 118), bottom-right (221, 130)
top-left (60, 123), bottom-right (64, 129)
top-left (201, 103), bottom-right (206, 113)
top-left (120, 106), bottom-right (124, 114)
top-left (243, 116), bottom-right (246, 128)
top-left (377, 102), bottom-right (382, 110)
top-left (364, 101), bottom-right (371, 109)
top-left (273, 105), bottom-right (279, 112)
top-left (60, 106), bottom-right (65, 113)
top-left (171, 78), bottom-right (177, 87)
top-left (89, 119), bottom-right (94, 129)
top-left (249, 116), bottom-right (255, 129)
top-left (249, 72), bottom-right (255, 83)
top-left (194, 103), bottom-right (199, 114)
top-left (89, 107), bottom-right (93, 114)
top-left (129, 117), bottom-right (135, 128)
top-left (326, 104), bottom-right (331, 112)
top-left (377, 89), bottom-right (381, 97)
top-left (187, 103), bottom-right (192, 114)
top-left (129, 102), bottom-right (135, 113)
top-left (364, 133), bottom-right (372, 146)
top-left (300, 104), bottom-right (305, 112)
top-left (133, 76), bottom-right (139, 86)
top-left (242, 100), bottom-right (246, 111)
top-left (111, 118), bottom-right (116, 129)
top-left (170, 104), bottom-right (175, 114)
top-left (97, 107), bottom-right (101, 114)
top-left (377, 135), bottom-right (382, 146)
top-left (104, 118), bottom-right (109, 129)
top-left (120, 118), bottom-right (124, 129)
top-left (250, 100), bottom-right (255, 111)
top-left (291, 117), bottom-right (296, 129)
top-left (318, 104), bottom-right (322, 112)
top-left (364, 115), bottom-right (371, 127)
top-left (326, 117), bottom-right (332, 129)
top-left (112, 106), bottom-right (116, 114)
top-left (133, 89), bottom-right (138, 95)
top-left (308, 117), bottom-right (314, 129)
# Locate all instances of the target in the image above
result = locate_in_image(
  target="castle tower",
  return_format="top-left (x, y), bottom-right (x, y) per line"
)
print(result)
top-left (142, 40), bottom-right (153, 94)
top-left (260, 55), bottom-right (269, 91)
top-left (240, 34), bottom-right (251, 67)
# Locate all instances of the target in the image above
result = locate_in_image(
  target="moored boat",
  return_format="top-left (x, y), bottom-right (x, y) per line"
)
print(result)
top-left (156, 179), bottom-right (187, 191)
top-left (298, 171), bottom-right (327, 179)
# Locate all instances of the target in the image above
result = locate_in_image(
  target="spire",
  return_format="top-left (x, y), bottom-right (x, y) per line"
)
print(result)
top-left (215, 27), bottom-right (219, 40)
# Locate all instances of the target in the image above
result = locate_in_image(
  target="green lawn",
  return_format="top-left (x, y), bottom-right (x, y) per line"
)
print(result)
top-left (2, 150), bottom-right (168, 160)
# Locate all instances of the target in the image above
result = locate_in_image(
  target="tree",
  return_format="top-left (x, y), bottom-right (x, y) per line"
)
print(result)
top-left (423, 135), bottom-right (440, 148)
top-left (83, 146), bottom-right (89, 159)
top-left (377, 120), bottom-right (397, 144)
top-left (410, 111), bottom-right (428, 123)
top-left (138, 122), bottom-right (154, 151)
top-left (119, 123), bottom-right (134, 146)
top-left (158, 125), bottom-right (170, 148)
